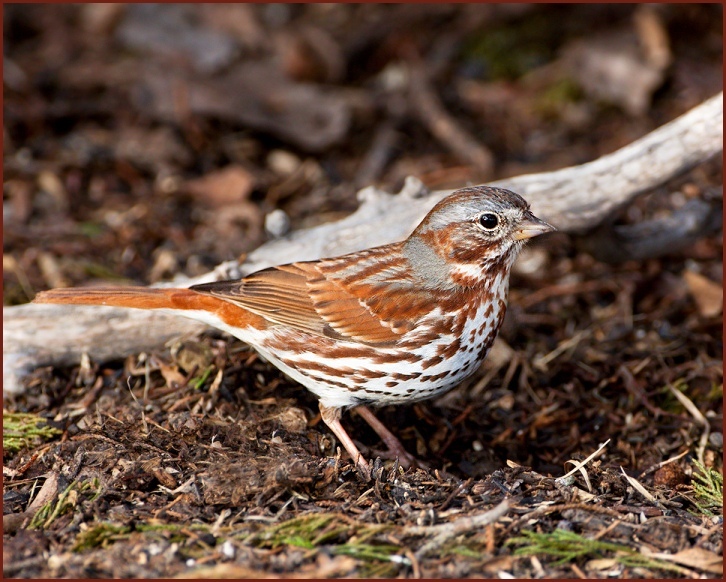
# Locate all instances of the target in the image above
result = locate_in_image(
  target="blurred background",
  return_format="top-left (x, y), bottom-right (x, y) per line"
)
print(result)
top-left (3, 3), bottom-right (722, 302)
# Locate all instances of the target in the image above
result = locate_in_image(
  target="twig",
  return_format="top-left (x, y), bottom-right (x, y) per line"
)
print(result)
top-left (3, 555), bottom-right (50, 577)
top-left (408, 62), bottom-right (495, 176)
top-left (354, 120), bottom-right (401, 187)
top-left (638, 449), bottom-right (690, 479)
top-left (556, 439), bottom-right (611, 493)
top-left (620, 467), bottom-right (658, 504)
top-left (666, 383), bottom-right (710, 466)
top-left (619, 365), bottom-right (689, 421)
top-left (501, 502), bottom-right (633, 540)
top-left (407, 498), bottom-right (511, 559)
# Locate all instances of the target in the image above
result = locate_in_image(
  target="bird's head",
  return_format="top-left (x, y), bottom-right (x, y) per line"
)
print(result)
top-left (404, 186), bottom-right (555, 288)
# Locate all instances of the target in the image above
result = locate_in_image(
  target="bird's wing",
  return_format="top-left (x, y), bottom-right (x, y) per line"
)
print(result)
top-left (193, 264), bottom-right (327, 336)
top-left (190, 250), bottom-right (421, 345)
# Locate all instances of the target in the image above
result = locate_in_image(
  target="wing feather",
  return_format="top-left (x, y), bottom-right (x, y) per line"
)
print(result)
top-left (190, 244), bottom-right (430, 344)
top-left (192, 264), bottom-right (326, 335)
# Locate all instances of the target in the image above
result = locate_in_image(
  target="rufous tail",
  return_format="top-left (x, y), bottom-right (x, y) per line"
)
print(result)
top-left (34, 287), bottom-right (203, 309)
top-left (33, 286), bottom-right (265, 329)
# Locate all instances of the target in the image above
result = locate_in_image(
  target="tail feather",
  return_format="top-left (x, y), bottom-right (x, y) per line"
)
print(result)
top-left (32, 285), bottom-right (267, 331)
top-left (33, 286), bottom-right (189, 310)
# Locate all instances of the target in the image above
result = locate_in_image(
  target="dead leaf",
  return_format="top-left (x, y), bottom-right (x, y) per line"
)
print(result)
top-left (157, 361), bottom-right (187, 388)
top-left (198, 4), bottom-right (268, 53)
top-left (272, 407), bottom-right (309, 434)
top-left (633, 5), bottom-right (671, 70)
top-left (37, 171), bottom-right (69, 214)
top-left (37, 252), bottom-right (70, 290)
top-left (149, 248), bottom-right (179, 284)
top-left (27, 471), bottom-right (61, 512)
top-left (185, 165), bottom-right (255, 208)
top-left (482, 337), bottom-right (515, 370)
top-left (649, 547), bottom-right (723, 575)
top-left (585, 558), bottom-right (620, 572)
top-left (276, 25), bottom-right (345, 83)
top-left (80, 3), bottom-right (126, 35)
top-left (481, 555), bottom-right (516, 574)
top-left (683, 270), bottom-right (723, 317)
top-left (115, 126), bottom-right (192, 168)
top-left (171, 340), bottom-right (215, 374)
top-left (3, 179), bottom-right (33, 224)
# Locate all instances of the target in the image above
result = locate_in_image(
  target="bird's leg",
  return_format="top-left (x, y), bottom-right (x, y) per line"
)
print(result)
top-left (354, 405), bottom-right (423, 470)
top-left (319, 404), bottom-right (371, 481)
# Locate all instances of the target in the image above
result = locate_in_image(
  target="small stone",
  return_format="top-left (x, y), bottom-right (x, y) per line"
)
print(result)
top-left (265, 209), bottom-right (291, 238)
top-left (267, 150), bottom-right (301, 176)
top-left (708, 432), bottom-right (723, 449)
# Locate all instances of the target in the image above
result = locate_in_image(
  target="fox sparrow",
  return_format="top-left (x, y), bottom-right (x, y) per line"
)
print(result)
top-left (34, 186), bottom-right (554, 480)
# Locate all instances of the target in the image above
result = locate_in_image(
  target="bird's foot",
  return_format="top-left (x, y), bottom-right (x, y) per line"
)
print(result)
top-left (365, 445), bottom-right (429, 471)
top-left (355, 454), bottom-right (372, 482)
top-left (354, 405), bottom-right (428, 471)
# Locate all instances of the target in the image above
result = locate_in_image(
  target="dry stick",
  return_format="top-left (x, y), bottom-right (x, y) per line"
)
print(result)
top-left (556, 439), bottom-right (611, 493)
top-left (354, 120), bottom-right (401, 188)
top-left (408, 498), bottom-right (511, 560)
top-left (666, 383), bottom-right (711, 466)
top-left (494, 92), bottom-right (723, 233)
top-left (408, 62), bottom-right (495, 177)
top-left (2, 93), bottom-right (722, 396)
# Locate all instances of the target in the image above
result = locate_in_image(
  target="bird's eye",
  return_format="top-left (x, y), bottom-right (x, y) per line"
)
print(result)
top-left (478, 213), bottom-right (499, 230)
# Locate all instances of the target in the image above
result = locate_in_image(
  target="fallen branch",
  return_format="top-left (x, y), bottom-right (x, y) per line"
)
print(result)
top-left (3, 92), bottom-right (722, 396)
top-left (241, 91), bottom-right (723, 273)
top-left (578, 192), bottom-right (722, 263)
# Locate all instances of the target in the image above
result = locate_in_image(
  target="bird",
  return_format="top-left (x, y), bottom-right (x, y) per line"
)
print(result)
top-left (34, 185), bottom-right (555, 480)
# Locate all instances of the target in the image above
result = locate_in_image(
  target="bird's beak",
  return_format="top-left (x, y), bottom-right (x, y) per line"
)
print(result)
top-left (514, 213), bottom-right (557, 240)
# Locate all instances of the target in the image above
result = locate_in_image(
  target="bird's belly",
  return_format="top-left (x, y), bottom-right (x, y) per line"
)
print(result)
top-left (256, 346), bottom-right (483, 409)
top-left (253, 322), bottom-right (498, 409)
top-left (220, 295), bottom-right (505, 409)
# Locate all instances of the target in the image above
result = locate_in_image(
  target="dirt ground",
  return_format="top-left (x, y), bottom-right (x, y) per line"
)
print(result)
top-left (3, 4), bottom-right (723, 578)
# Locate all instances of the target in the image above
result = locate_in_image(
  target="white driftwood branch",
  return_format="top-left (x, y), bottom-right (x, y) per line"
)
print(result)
top-left (3, 92), bottom-right (722, 396)
top-left (241, 91), bottom-right (722, 273)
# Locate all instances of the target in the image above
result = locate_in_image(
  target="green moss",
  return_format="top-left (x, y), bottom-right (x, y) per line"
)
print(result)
top-left (190, 366), bottom-right (214, 390)
top-left (534, 77), bottom-right (584, 118)
top-left (705, 382), bottom-right (723, 402)
top-left (73, 522), bottom-right (132, 552)
top-left (80, 260), bottom-right (129, 280)
top-left (29, 478), bottom-right (102, 530)
top-left (507, 529), bottom-right (685, 573)
top-left (691, 459), bottom-right (723, 516)
top-left (3, 412), bottom-right (62, 454)
top-left (77, 221), bottom-right (106, 238)
top-left (136, 522), bottom-right (211, 534)
top-left (246, 513), bottom-right (404, 573)
top-left (250, 514), bottom-right (343, 549)
top-left (448, 544), bottom-right (484, 558)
